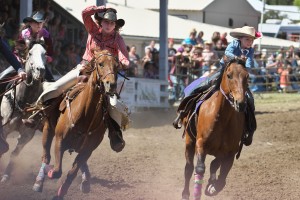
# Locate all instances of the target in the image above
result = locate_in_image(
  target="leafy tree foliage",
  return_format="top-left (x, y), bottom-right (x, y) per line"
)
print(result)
top-left (263, 10), bottom-right (287, 22)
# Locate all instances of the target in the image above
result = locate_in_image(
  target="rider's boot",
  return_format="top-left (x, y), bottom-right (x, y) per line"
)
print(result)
top-left (107, 116), bottom-right (125, 153)
top-left (172, 67), bottom-right (225, 129)
top-left (243, 89), bottom-right (257, 146)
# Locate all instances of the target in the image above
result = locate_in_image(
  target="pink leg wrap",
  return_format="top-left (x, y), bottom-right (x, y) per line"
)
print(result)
top-left (194, 173), bottom-right (204, 200)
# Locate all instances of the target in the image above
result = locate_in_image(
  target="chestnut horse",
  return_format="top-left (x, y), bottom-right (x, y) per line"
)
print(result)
top-left (181, 58), bottom-right (249, 200)
top-left (32, 49), bottom-right (119, 198)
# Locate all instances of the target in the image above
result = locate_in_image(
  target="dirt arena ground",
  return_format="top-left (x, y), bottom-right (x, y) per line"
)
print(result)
top-left (0, 93), bottom-right (300, 200)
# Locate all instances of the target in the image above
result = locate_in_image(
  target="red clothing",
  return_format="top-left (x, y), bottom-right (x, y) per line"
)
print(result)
top-left (82, 6), bottom-right (129, 68)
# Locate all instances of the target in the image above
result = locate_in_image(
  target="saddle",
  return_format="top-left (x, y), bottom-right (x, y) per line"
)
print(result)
top-left (173, 86), bottom-right (215, 130)
top-left (59, 83), bottom-right (86, 112)
top-left (59, 75), bottom-right (89, 112)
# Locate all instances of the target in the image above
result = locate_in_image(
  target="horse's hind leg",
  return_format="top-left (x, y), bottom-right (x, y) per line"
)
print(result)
top-left (57, 151), bottom-right (93, 198)
top-left (182, 133), bottom-right (196, 200)
top-left (1, 128), bottom-right (35, 183)
top-left (80, 162), bottom-right (91, 193)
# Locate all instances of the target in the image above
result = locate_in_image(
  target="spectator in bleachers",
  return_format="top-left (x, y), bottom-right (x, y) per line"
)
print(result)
top-left (144, 40), bottom-right (159, 68)
top-left (280, 64), bottom-right (294, 92)
top-left (190, 44), bottom-right (204, 78)
top-left (213, 39), bottom-right (226, 59)
top-left (143, 61), bottom-right (158, 79)
top-left (196, 30), bottom-right (205, 45)
top-left (285, 45), bottom-right (298, 68)
top-left (202, 40), bottom-right (218, 74)
top-left (211, 31), bottom-right (220, 47)
top-left (168, 38), bottom-right (177, 73)
top-left (220, 32), bottom-right (228, 48)
top-left (128, 45), bottom-right (140, 77)
top-left (182, 28), bottom-right (197, 45)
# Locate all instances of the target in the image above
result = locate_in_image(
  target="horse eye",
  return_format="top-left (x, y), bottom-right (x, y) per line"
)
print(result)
top-left (227, 74), bottom-right (232, 79)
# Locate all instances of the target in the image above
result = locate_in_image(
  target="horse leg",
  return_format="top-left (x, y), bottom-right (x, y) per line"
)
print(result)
top-left (205, 157), bottom-right (221, 196)
top-left (1, 128), bottom-right (35, 183)
top-left (48, 135), bottom-right (64, 179)
top-left (182, 134), bottom-right (195, 200)
top-left (216, 154), bottom-right (235, 194)
top-left (193, 152), bottom-right (206, 200)
top-left (80, 162), bottom-right (91, 193)
top-left (57, 151), bottom-right (93, 198)
top-left (33, 120), bottom-right (55, 192)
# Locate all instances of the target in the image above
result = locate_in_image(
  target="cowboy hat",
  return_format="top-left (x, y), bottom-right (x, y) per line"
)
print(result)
top-left (23, 11), bottom-right (45, 23)
top-left (97, 8), bottom-right (125, 27)
top-left (230, 26), bottom-right (263, 39)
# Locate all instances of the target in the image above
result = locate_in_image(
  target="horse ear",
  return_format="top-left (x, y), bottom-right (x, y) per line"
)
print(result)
top-left (38, 37), bottom-right (45, 45)
top-left (223, 55), bottom-right (229, 62)
top-left (92, 48), bottom-right (101, 56)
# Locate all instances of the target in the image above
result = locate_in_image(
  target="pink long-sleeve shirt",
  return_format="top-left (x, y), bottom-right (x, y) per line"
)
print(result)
top-left (82, 6), bottom-right (129, 68)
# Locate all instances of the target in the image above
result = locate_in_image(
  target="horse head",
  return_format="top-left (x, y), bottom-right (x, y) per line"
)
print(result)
top-left (90, 49), bottom-right (118, 94)
top-left (221, 56), bottom-right (249, 112)
top-left (25, 40), bottom-right (47, 82)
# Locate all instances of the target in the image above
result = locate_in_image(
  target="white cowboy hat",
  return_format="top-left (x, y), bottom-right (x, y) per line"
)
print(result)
top-left (230, 26), bottom-right (263, 39)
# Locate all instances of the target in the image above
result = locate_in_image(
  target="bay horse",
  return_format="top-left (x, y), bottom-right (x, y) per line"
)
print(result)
top-left (181, 57), bottom-right (249, 200)
top-left (32, 49), bottom-right (119, 199)
top-left (0, 41), bottom-right (46, 182)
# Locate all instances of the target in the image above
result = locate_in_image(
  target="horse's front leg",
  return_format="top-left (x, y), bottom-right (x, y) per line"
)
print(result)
top-left (182, 133), bottom-right (195, 200)
top-left (1, 126), bottom-right (35, 183)
top-left (56, 150), bottom-right (93, 198)
top-left (80, 162), bottom-right (91, 193)
top-left (47, 134), bottom-right (64, 179)
top-left (33, 119), bottom-right (55, 192)
top-left (193, 138), bottom-right (206, 200)
top-left (205, 157), bottom-right (221, 196)
top-left (216, 154), bottom-right (235, 194)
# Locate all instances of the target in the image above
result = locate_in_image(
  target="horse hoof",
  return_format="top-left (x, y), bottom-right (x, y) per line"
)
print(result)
top-left (205, 184), bottom-right (218, 196)
top-left (57, 185), bottom-right (68, 197)
top-left (32, 182), bottom-right (43, 192)
top-left (1, 175), bottom-right (9, 183)
top-left (44, 164), bottom-right (54, 174)
top-left (48, 169), bottom-right (61, 179)
top-left (80, 180), bottom-right (90, 193)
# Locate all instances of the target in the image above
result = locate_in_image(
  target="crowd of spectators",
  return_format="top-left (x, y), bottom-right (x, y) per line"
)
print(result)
top-left (0, 0), bottom-right (87, 77)
top-left (0, 1), bottom-right (300, 92)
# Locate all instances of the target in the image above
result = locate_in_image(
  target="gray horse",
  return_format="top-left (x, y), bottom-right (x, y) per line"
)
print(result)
top-left (0, 42), bottom-right (46, 182)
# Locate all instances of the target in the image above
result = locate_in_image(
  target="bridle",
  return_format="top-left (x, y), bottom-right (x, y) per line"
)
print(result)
top-left (220, 58), bottom-right (247, 108)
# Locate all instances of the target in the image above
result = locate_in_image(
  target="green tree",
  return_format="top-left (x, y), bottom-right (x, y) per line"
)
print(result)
top-left (294, 0), bottom-right (300, 7)
top-left (263, 10), bottom-right (288, 22)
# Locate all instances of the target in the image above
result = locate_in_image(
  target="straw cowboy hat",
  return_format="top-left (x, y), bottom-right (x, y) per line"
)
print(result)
top-left (230, 26), bottom-right (263, 39)
top-left (23, 11), bottom-right (45, 23)
top-left (97, 8), bottom-right (125, 27)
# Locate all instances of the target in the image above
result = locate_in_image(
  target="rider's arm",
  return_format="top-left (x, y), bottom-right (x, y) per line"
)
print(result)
top-left (82, 5), bottom-right (106, 34)
top-left (0, 37), bottom-right (24, 73)
top-left (116, 34), bottom-right (129, 69)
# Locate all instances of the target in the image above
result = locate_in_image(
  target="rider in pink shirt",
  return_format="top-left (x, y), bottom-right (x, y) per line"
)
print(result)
top-left (23, 5), bottom-right (129, 152)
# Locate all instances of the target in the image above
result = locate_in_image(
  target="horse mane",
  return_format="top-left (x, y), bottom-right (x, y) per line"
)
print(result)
top-left (223, 55), bottom-right (246, 69)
